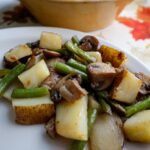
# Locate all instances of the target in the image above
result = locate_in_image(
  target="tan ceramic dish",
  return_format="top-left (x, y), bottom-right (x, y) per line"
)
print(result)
top-left (20, 0), bottom-right (132, 31)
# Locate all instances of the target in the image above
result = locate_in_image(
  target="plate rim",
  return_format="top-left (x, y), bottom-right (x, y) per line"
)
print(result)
top-left (0, 26), bottom-right (149, 73)
top-left (0, 26), bottom-right (150, 150)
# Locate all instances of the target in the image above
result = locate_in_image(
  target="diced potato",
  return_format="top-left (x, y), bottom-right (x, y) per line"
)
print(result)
top-left (124, 110), bottom-right (150, 143)
top-left (40, 32), bottom-right (62, 50)
top-left (99, 45), bottom-right (127, 67)
top-left (56, 95), bottom-right (88, 141)
top-left (3, 81), bottom-right (21, 101)
top-left (18, 60), bottom-right (50, 88)
top-left (12, 95), bottom-right (54, 124)
top-left (87, 52), bottom-right (102, 62)
top-left (5, 44), bottom-right (32, 62)
top-left (111, 70), bottom-right (142, 104)
top-left (90, 114), bottom-right (123, 150)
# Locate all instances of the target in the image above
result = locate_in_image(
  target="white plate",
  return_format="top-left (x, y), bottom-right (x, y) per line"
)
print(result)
top-left (0, 27), bottom-right (150, 150)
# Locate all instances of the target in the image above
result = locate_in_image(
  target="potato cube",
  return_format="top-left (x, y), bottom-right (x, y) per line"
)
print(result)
top-left (5, 44), bottom-right (32, 62)
top-left (124, 110), bottom-right (150, 143)
top-left (18, 60), bottom-right (50, 88)
top-left (87, 52), bottom-right (102, 62)
top-left (40, 32), bottom-right (62, 50)
top-left (56, 95), bottom-right (88, 141)
top-left (12, 95), bottom-right (54, 124)
top-left (111, 70), bottom-right (142, 104)
top-left (99, 45), bottom-right (127, 67)
top-left (3, 81), bottom-right (21, 101)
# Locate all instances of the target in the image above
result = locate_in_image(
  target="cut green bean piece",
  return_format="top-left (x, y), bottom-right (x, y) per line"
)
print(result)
top-left (65, 41), bottom-right (95, 63)
top-left (71, 35), bottom-right (80, 45)
top-left (126, 96), bottom-right (150, 117)
top-left (67, 58), bottom-right (87, 73)
top-left (11, 87), bottom-right (49, 98)
top-left (97, 91), bottom-right (125, 114)
top-left (88, 108), bottom-right (98, 136)
top-left (55, 62), bottom-right (88, 80)
top-left (71, 108), bottom-right (97, 150)
top-left (71, 141), bottom-right (86, 150)
top-left (109, 101), bottom-right (126, 114)
top-left (99, 99), bottom-right (112, 115)
top-left (54, 49), bottom-right (71, 56)
top-left (0, 69), bottom-right (10, 77)
top-left (0, 63), bottom-right (25, 96)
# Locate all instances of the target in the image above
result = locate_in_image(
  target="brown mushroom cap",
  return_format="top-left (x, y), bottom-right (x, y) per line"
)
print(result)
top-left (59, 79), bottom-right (87, 101)
top-left (43, 49), bottom-right (61, 59)
top-left (45, 117), bottom-right (56, 138)
top-left (79, 35), bottom-right (99, 51)
top-left (87, 62), bottom-right (116, 91)
top-left (135, 72), bottom-right (150, 95)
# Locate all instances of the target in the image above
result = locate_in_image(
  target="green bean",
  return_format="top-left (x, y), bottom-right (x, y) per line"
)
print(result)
top-left (71, 35), bottom-right (80, 45)
top-left (0, 64), bottom-right (25, 96)
top-left (55, 62), bottom-right (88, 80)
top-left (71, 108), bottom-right (97, 150)
top-left (67, 58), bottom-right (87, 73)
top-left (11, 87), bottom-right (49, 98)
top-left (0, 69), bottom-right (10, 77)
top-left (126, 96), bottom-right (150, 117)
top-left (99, 99), bottom-right (112, 115)
top-left (65, 41), bottom-right (95, 63)
top-left (97, 91), bottom-right (125, 114)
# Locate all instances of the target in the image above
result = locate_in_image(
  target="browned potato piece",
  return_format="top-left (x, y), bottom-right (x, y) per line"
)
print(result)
top-left (111, 70), bottom-right (142, 104)
top-left (99, 45), bottom-right (127, 67)
top-left (12, 95), bottom-right (54, 124)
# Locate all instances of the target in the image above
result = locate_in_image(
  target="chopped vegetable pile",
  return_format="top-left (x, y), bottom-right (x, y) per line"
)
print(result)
top-left (1, 32), bottom-right (150, 150)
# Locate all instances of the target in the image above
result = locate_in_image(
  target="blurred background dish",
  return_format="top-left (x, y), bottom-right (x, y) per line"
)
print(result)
top-left (20, 0), bottom-right (132, 31)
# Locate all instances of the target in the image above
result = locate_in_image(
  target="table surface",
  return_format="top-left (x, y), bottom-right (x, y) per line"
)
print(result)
top-left (0, 0), bottom-right (150, 69)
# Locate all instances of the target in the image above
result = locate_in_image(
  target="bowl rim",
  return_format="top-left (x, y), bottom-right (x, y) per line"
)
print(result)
top-left (41, 0), bottom-right (117, 3)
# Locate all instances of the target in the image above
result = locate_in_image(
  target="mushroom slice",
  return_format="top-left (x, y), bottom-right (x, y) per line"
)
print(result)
top-left (45, 117), bottom-right (56, 138)
top-left (135, 72), bottom-right (150, 95)
top-left (46, 58), bottom-right (65, 68)
top-left (59, 79), bottom-right (87, 101)
top-left (79, 36), bottom-right (99, 51)
top-left (32, 48), bottom-right (43, 55)
top-left (25, 55), bottom-right (36, 70)
top-left (87, 62), bottom-right (116, 91)
top-left (41, 70), bottom-right (62, 90)
top-left (43, 49), bottom-right (61, 59)
top-left (51, 74), bottom-right (75, 103)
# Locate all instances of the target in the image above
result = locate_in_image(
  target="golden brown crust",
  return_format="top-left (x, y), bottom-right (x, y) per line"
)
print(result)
top-left (111, 70), bottom-right (127, 98)
top-left (14, 104), bottom-right (55, 125)
top-left (99, 45), bottom-right (127, 68)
